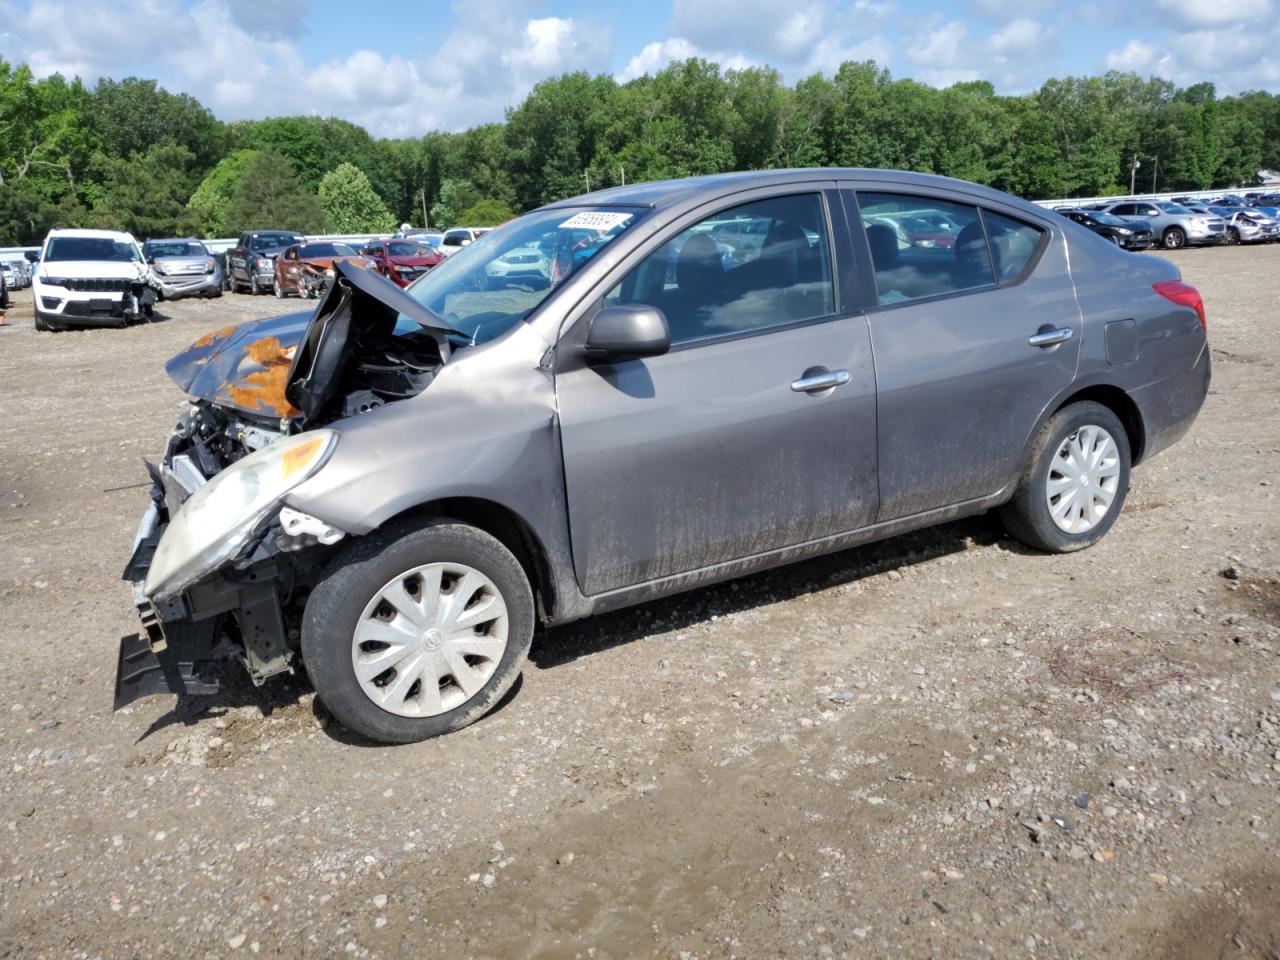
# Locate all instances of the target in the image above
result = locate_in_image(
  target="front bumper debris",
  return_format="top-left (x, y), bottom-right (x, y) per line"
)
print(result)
top-left (114, 624), bottom-right (219, 710)
top-left (114, 458), bottom-right (336, 710)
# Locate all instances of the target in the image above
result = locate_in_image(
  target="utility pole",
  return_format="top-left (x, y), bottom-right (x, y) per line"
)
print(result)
top-left (1152, 155), bottom-right (1159, 195)
top-left (1130, 156), bottom-right (1140, 195)
top-left (420, 190), bottom-right (429, 229)
top-left (620, 165), bottom-right (625, 187)
top-left (584, 170), bottom-right (591, 193)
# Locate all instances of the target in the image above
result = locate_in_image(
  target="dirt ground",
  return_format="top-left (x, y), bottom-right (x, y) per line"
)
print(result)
top-left (0, 249), bottom-right (1277, 960)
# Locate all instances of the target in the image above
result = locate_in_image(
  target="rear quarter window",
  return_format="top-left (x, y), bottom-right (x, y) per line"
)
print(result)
top-left (981, 210), bottom-right (1045, 282)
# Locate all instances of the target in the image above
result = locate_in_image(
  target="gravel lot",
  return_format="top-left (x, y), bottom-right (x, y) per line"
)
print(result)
top-left (1, 248), bottom-right (1277, 960)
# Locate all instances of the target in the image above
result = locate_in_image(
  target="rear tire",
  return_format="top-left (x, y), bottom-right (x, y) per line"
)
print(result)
top-left (302, 521), bottom-right (535, 744)
top-left (1000, 401), bottom-right (1131, 553)
top-left (1162, 226), bottom-right (1186, 249)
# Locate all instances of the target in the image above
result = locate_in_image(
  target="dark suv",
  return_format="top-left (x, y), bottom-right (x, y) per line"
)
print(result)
top-left (225, 231), bottom-right (305, 294)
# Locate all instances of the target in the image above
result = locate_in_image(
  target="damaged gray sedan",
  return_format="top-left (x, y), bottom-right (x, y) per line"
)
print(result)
top-left (119, 169), bottom-right (1211, 744)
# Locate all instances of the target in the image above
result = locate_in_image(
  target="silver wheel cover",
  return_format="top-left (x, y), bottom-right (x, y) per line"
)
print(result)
top-left (1045, 425), bottom-right (1121, 534)
top-left (351, 562), bottom-right (509, 718)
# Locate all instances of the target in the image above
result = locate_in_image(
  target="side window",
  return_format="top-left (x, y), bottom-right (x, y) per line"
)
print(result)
top-left (856, 192), bottom-right (993, 306)
top-left (1110, 205), bottom-right (1132, 216)
top-left (604, 193), bottom-right (834, 345)
top-left (981, 210), bottom-right (1044, 282)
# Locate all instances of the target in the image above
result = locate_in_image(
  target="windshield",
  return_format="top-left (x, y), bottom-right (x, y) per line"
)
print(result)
top-left (45, 237), bottom-right (140, 262)
top-left (298, 243), bottom-right (355, 258)
top-left (1157, 203), bottom-right (1188, 214)
top-left (147, 241), bottom-right (206, 258)
top-left (406, 206), bottom-right (645, 344)
top-left (388, 241), bottom-right (428, 257)
top-left (251, 234), bottom-right (301, 250)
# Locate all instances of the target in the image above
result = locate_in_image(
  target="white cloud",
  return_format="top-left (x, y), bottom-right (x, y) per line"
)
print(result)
top-left (1104, 38), bottom-right (1172, 74)
top-left (671, 0), bottom-right (828, 62)
top-left (1155, 0), bottom-right (1273, 27)
top-left (18, 0), bottom-right (178, 80)
top-left (9, 0), bottom-right (613, 137)
top-left (617, 37), bottom-right (759, 82)
top-left (801, 34), bottom-right (892, 75)
top-left (904, 16), bottom-right (1054, 90)
top-left (905, 21), bottom-right (980, 86)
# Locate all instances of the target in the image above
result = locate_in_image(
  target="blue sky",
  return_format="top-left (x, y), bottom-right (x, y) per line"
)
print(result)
top-left (1, 0), bottom-right (1276, 137)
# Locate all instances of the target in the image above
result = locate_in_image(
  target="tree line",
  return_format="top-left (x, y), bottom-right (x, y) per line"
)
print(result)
top-left (2, 56), bottom-right (1278, 246)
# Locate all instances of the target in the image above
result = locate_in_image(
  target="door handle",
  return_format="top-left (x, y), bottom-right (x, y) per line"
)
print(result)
top-left (790, 369), bottom-right (851, 393)
top-left (1028, 327), bottom-right (1074, 348)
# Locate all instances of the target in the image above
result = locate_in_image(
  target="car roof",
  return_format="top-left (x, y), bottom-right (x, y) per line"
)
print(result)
top-left (543, 168), bottom-right (1050, 219)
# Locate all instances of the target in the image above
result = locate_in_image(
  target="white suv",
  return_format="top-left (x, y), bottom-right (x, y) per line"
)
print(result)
top-left (33, 228), bottom-right (161, 331)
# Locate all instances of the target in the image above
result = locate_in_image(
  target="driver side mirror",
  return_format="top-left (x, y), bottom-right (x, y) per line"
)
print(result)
top-left (585, 305), bottom-right (670, 364)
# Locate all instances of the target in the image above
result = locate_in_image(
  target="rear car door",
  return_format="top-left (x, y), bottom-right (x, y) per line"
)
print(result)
top-left (556, 186), bottom-right (879, 596)
top-left (846, 188), bottom-right (1081, 520)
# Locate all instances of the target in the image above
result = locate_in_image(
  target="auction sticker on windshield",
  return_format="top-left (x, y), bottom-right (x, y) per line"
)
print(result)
top-left (558, 211), bottom-right (634, 232)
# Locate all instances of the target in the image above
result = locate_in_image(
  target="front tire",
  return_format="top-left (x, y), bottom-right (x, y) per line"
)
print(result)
top-left (1000, 401), bottom-right (1131, 553)
top-left (1225, 227), bottom-right (1240, 245)
top-left (302, 521), bottom-right (535, 744)
top-left (273, 277), bottom-right (285, 299)
top-left (1162, 226), bottom-right (1186, 249)
top-left (249, 274), bottom-right (261, 295)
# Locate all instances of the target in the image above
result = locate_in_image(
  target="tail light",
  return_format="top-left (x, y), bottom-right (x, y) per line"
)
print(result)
top-left (1153, 280), bottom-right (1206, 332)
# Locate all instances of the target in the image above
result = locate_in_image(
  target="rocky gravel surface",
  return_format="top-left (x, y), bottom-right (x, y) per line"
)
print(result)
top-left (0, 248), bottom-right (1277, 959)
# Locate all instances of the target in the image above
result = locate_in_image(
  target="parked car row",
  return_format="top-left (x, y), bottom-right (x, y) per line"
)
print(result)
top-left (1051, 192), bottom-right (1280, 250)
top-left (1, 255), bottom-right (33, 289)
top-left (212, 225), bottom-right (495, 299)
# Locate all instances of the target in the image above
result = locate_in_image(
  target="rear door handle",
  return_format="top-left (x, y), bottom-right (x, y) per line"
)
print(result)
top-left (1028, 327), bottom-right (1074, 347)
top-left (791, 369), bottom-right (851, 393)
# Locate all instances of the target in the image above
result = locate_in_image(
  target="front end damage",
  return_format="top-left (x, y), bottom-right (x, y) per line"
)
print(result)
top-left (115, 264), bottom-right (459, 709)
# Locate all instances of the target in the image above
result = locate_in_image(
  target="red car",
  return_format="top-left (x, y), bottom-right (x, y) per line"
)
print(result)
top-left (360, 239), bottom-right (445, 287)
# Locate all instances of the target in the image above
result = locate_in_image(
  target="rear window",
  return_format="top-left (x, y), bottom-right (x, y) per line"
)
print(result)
top-left (981, 211), bottom-right (1044, 282)
top-left (857, 192), bottom-right (993, 305)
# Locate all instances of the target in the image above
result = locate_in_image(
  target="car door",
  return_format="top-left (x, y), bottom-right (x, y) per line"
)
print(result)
top-left (845, 188), bottom-right (1081, 521)
top-left (555, 187), bottom-right (878, 597)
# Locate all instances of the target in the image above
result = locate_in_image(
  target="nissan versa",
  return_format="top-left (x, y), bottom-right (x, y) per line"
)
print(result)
top-left (117, 169), bottom-right (1210, 744)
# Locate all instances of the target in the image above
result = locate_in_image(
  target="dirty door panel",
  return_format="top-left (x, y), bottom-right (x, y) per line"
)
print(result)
top-left (557, 318), bottom-right (877, 596)
top-left (848, 190), bottom-right (1081, 520)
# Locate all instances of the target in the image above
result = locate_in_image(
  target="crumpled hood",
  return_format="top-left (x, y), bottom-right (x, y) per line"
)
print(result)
top-left (165, 311), bottom-right (312, 420)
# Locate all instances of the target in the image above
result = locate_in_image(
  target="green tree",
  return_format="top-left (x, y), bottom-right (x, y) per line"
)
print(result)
top-left (224, 150), bottom-right (327, 234)
top-left (430, 178), bottom-right (480, 229)
top-left (90, 76), bottom-right (226, 171)
top-left (186, 149), bottom-right (260, 236)
top-left (88, 141), bottom-right (199, 237)
top-left (318, 162), bottom-right (397, 232)
top-left (457, 198), bottom-right (516, 225)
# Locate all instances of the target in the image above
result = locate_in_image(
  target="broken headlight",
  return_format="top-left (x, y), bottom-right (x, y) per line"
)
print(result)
top-left (145, 430), bottom-right (338, 602)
